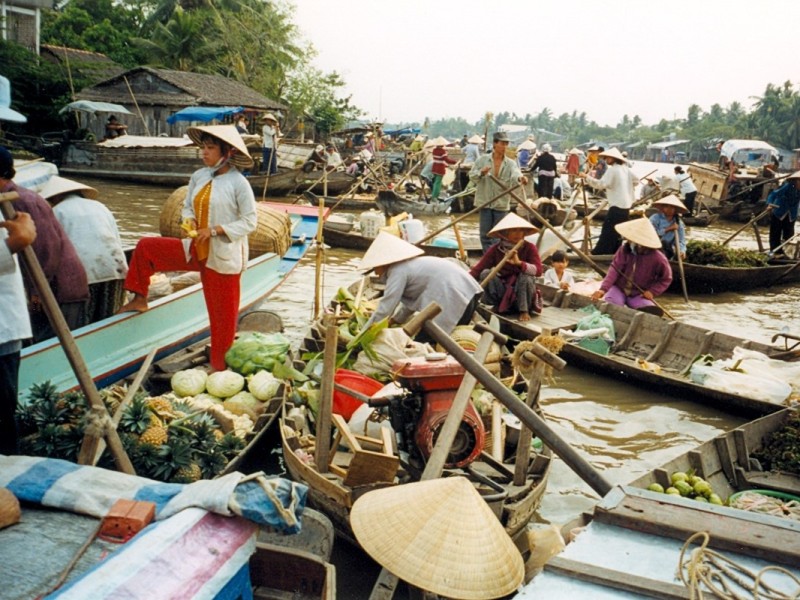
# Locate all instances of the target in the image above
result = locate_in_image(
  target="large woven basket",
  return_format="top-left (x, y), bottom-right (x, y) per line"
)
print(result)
top-left (159, 185), bottom-right (292, 259)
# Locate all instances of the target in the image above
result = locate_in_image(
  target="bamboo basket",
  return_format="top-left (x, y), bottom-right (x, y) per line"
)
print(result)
top-left (159, 185), bottom-right (292, 259)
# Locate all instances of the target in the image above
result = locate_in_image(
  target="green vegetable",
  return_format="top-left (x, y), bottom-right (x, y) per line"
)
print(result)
top-left (206, 370), bottom-right (245, 398)
top-left (170, 368), bottom-right (208, 397)
top-left (248, 370), bottom-right (281, 401)
top-left (224, 332), bottom-right (291, 376)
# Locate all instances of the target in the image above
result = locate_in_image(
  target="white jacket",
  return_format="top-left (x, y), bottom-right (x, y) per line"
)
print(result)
top-left (587, 164), bottom-right (639, 209)
top-left (0, 231), bottom-right (32, 347)
top-left (181, 168), bottom-right (257, 274)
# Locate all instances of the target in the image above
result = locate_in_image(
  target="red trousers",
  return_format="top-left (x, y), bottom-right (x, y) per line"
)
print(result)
top-left (125, 237), bottom-right (241, 370)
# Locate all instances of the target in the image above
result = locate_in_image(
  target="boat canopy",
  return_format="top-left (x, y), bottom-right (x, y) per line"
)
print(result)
top-left (384, 127), bottom-right (420, 137)
top-left (166, 106), bottom-right (244, 124)
top-left (59, 101), bottom-right (133, 115)
top-left (720, 139), bottom-right (779, 166)
top-left (647, 139), bottom-right (690, 150)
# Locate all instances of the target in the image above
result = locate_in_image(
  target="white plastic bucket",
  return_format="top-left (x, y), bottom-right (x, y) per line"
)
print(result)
top-left (360, 210), bottom-right (386, 239)
top-left (399, 218), bottom-right (425, 244)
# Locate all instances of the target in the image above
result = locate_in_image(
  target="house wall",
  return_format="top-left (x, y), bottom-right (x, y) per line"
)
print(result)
top-left (2, 4), bottom-right (39, 52)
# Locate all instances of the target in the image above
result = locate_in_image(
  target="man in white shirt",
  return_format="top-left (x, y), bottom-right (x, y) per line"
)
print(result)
top-left (325, 144), bottom-right (343, 171)
top-left (260, 113), bottom-right (280, 175)
top-left (674, 166), bottom-right (697, 216)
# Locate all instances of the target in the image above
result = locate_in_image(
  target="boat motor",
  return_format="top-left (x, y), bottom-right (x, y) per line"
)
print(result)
top-left (385, 354), bottom-right (485, 470)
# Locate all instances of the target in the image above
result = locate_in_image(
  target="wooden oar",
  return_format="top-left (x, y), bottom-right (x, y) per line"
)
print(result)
top-left (479, 239), bottom-right (524, 288)
top-left (0, 192), bottom-right (134, 473)
top-left (673, 215), bottom-right (690, 303)
top-left (721, 206), bottom-right (772, 246)
top-left (451, 216), bottom-right (467, 262)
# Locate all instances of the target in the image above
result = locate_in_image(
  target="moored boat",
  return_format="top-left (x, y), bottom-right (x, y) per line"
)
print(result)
top-left (248, 168), bottom-right (357, 198)
top-left (375, 188), bottom-right (455, 216)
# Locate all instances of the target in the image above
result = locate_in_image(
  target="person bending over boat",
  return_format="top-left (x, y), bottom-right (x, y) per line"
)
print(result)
top-left (765, 170), bottom-right (800, 255)
top-left (118, 126), bottom-right (257, 371)
top-left (590, 218), bottom-right (672, 312)
top-left (469, 131), bottom-right (528, 251)
top-left (649, 195), bottom-right (687, 260)
top-left (468, 213), bottom-right (543, 322)
top-left (360, 232), bottom-right (482, 336)
top-left (579, 147), bottom-right (638, 256)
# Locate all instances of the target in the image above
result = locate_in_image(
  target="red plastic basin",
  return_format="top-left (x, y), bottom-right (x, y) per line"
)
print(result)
top-left (333, 369), bottom-right (383, 420)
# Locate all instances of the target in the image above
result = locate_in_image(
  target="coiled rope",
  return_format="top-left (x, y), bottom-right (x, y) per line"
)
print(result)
top-left (677, 531), bottom-right (800, 599)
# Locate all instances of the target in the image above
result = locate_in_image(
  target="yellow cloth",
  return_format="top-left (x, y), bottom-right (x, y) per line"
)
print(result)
top-left (193, 181), bottom-right (212, 261)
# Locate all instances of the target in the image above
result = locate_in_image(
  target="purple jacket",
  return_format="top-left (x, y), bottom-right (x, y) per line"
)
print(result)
top-left (2, 181), bottom-right (89, 303)
top-left (600, 243), bottom-right (672, 297)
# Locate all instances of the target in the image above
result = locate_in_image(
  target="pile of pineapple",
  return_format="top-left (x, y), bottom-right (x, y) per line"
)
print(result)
top-left (16, 381), bottom-right (246, 483)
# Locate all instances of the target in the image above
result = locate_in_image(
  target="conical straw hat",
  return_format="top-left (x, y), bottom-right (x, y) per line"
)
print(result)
top-left (40, 175), bottom-right (98, 200)
top-left (467, 134), bottom-right (484, 144)
top-left (517, 139), bottom-right (537, 151)
top-left (350, 477), bottom-right (524, 599)
top-left (187, 125), bottom-right (253, 170)
top-left (652, 194), bottom-right (688, 213)
top-left (598, 147), bottom-right (626, 162)
top-left (359, 231), bottom-right (424, 271)
top-left (786, 170), bottom-right (800, 180)
top-left (429, 136), bottom-right (450, 146)
top-left (488, 212), bottom-right (539, 238)
top-left (615, 217), bottom-right (662, 249)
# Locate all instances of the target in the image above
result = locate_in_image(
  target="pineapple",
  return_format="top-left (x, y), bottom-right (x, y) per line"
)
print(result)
top-left (174, 463), bottom-right (203, 483)
top-left (119, 396), bottom-right (154, 436)
top-left (147, 396), bottom-right (176, 420)
top-left (139, 424), bottom-right (168, 446)
top-left (153, 438), bottom-right (194, 482)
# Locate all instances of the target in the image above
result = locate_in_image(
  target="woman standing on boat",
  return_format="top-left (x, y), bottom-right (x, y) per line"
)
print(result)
top-left (766, 171), bottom-right (800, 255)
top-left (649, 195), bottom-right (687, 260)
top-left (590, 218), bottom-right (672, 312)
top-left (430, 137), bottom-right (457, 201)
top-left (260, 113), bottom-right (280, 175)
top-left (531, 143), bottom-right (558, 199)
top-left (118, 126), bottom-right (257, 371)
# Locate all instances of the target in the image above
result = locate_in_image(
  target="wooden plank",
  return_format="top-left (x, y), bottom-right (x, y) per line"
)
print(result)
top-left (545, 556), bottom-right (690, 600)
top-left (646, 320), bottom-right (678, 362)
top-left (615, 312), bottom-right (644, 351)
top-left (714, 435), bottom-right (737, 488)
top-left (742, 471), bottom-right (800, 496)
top-left (343, 451), bottom-right (399, 488)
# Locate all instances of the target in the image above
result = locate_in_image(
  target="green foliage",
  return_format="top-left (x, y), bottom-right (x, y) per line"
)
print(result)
top-left (685, 240), bottom-right (769, 267)
top-left (751, 409), bottom-right (800, 476)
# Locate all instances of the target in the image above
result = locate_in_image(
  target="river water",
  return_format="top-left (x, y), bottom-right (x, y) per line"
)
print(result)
top-left (83, 164), bottom-right (800, 527)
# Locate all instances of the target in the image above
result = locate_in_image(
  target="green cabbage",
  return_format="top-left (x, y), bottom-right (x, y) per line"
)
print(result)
top-left (224, 332), bottom-right (291, 376)
top-left (223, 391), bottom-right (263, 420)
top-left (248, 370), bottom-right (281, 401)
top-left (206, 370), bottom-right (245, 398)
top-left (170, 368), bottom-right (208, 397)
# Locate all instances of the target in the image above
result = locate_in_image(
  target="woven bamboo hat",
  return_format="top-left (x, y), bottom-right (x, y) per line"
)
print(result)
top-left (187, 125), bottom-right (253, 170)
top-left (430, 135), bottom-right (449, 147)
top-left (40, 175), bottom-right (98, 200)
top-left (615, 217), bottom-right (662, 249)
top-left (359, 231), bottom-right (424, 271)
top-left (653, 194), bottom-right (688, 214)
top-left (488, 212), bottom-right (539, 237)
top-left (350, 477), bottom-right (524, 599)
top-left (517, 139), bottom-right (537, 151)
top-left (467, 134), bottom-right (483, 144)
top-left (259, 112), bottom-right (278, 123)
top-left (598, 147), bottom-right (626, 162)
top-left (569, 147), bottom-right (583, 155)
top-left (787, 170), bottom-right (800, 180)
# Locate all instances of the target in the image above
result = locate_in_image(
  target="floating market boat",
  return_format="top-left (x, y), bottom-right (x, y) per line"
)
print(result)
top-left (248, 168), bottom-right (357, 198)
top-left (520, 407), bottom-right (800, 598)
top-left (479, 283), bottom-right (796, 418)
top-left (18, 203), bottom-right (321, 399)
top-left (374, 188), bottom-right (455, 216)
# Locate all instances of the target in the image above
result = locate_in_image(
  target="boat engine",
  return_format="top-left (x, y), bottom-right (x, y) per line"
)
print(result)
top-left (388, 355), bottom-right (485, 469)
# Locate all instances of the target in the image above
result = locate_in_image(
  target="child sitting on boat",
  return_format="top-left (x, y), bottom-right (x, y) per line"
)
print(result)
top-left (543, 250), bottom-right (576, 291)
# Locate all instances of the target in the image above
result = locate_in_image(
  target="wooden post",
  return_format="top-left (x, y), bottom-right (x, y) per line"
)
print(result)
top-left (314, 313), bottom-right (338, 473)
top-left (513, 361), bottom-right (546, 486)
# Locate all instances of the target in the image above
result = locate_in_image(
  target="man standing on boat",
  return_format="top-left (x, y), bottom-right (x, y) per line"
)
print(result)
top-left (590, 218), bottom-right (672, 312)
top-left (580, 147), bottom-right (638, 255)
top-left (766, 170), bottom-right (800, 255)
top-left (431, 137), bottom-right (457, 201)
top-left (674, 166), bottom-right (697, 216)
top-left (260, 113), bottom-right (280, 175)
top-left (470, 131), bottom-right (528, 251)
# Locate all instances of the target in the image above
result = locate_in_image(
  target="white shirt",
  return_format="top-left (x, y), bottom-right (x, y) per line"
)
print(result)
top-left (0, 231), bottom-right (32, 347)
top-left (586, 163), bottom-right (639, 209)
top-left (463, 143), bottom-right (481, 165)
top-left (326, 151), bottom-right (343, 169)
top-left (543, 267), bottom-right (575, 288)
top-left (262, 124), bottom-right (277, 149)
top-left (53, 194), bottom-right (128, 284)
top-left (678, 174), bottom-right (697, 195)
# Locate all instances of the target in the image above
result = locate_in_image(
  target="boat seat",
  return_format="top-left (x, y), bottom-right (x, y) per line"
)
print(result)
top-left (328, 414), bottom-right (398, 488)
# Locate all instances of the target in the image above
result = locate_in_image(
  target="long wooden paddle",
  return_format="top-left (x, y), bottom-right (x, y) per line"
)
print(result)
top-left (673, 215), bottom-right (690, 303)
top-left (0, 192), bottom-right (134, 473)
top-left (721, 206), bottom-right (773, 246)
top-left (479, 239), bottom-right (524, 289)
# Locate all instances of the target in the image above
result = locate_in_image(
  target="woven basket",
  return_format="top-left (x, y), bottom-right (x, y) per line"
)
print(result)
top-left (159, 185), bottom-right (292, 259)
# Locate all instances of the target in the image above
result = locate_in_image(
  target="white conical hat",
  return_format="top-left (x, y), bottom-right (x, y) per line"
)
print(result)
top-left (40, 175), bottom-right (98, 200)
top-left (467, 134), bottom-right (484, 144)
top-left (569, 147), bottom-right (583, 155)
top-left (187, 125), bottom-right (253, 169)
top-left (652, 194), bottom-right (688, 213)
top-left (426, 135), bottom-right (450, 148)
top-left (786, 170), bottom-right (800, 180)
top-left (350, 477), bottom-right (524, 599)
top-left (488, 212), bottom-right (539, 238)
top-left (598, 147), bottom-right (626, 162)
top-left (615, 217), bottom-right (662, 249)
top-left (359, 231), bottom-right (424, 271)
top-left (518, 139), bottom-right (537, 151)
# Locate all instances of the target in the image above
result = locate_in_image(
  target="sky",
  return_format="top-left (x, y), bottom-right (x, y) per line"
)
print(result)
top-left (291, 0), bottom-right (799, 128)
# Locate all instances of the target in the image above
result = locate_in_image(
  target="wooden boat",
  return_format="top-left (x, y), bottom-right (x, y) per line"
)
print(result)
top-left (479, 283), bottom-right (793, 418)
top-left (248, 168), bottom-right (356, 197)
top-left (522, 408), bottom-right (800, 597)
top-left (18, 203), bottom-right (321, 399)
top-left (375, 188), bottom-right (455, 216)
top-left (302, 190), bottom-right (378, 211)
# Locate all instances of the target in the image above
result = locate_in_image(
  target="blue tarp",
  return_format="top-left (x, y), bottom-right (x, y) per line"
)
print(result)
top-left (167, 106), bottom-right (244, 124)
top-left (384, 127), bottom-right (420, 136)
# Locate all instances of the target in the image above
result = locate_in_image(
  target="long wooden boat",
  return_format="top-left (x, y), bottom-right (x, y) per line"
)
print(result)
top-left (521, 408), bottom-right (800, 597)
top-left (302, 190), bottom-right (379, 211)
top-left (374, 188), bottom-right (455, 216)
top-left (479, 283), bottom-right (792, 418)
top-left (248, 168), bottom-right (356, 197)
top-left (18, 203), bottom-right (321, 399)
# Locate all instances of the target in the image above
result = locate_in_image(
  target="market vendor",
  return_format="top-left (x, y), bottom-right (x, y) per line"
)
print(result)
top-left (766, 170), bottom-right (800, 255)
top-left (649, 195), bottom-right (687, 260)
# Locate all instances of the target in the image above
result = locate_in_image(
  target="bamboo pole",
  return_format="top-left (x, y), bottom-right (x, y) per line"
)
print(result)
top-left (123, 76), bottom-right (150, 137)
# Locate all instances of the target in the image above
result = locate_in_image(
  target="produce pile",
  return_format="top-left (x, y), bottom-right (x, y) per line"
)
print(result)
top-left (685, 240), bottom-right (769, 267)
top-left (728, 491), bottom-right (800, 521)
top-left (751, 409), bottom-right (800, 476)
top-left (646, 471), bottom-right (725, 505)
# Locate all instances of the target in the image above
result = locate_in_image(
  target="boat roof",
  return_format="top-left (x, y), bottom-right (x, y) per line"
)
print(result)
top-left (647, 139), bottom-right (690, 149)
top-left (166, 105), bottom-right (244, 124)
top-left (97, 135), bottom-right (194, 148)
top-left (720, 139), bottom-right (778, 158)
top-left (58, 100), bottom-right (133, 115)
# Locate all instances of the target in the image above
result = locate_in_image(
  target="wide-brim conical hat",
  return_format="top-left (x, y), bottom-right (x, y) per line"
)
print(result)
top-left (786, 170), bottom-right (800, 180)
top-left (598, 147), bottom-right (626, 162)
top-left (0, 76), bottom-right (27, 123)
top-left (350, 477), bottom-right (524, 599)
top-left (652, 194), bottom-right (688, 213)
top-left (615, 217), bottom-right (662, 249)
top-left (488, 212), bottom-right (539, 238)
top-left (259, 112), bottom-right (278, 123)
top-left (187, 125), bottom-right (253, 169)
top-left (569, 148), bottom-right (583, 155)
top-left (467, 134), bottom-right (484, 144)
top-left (40, 175), bottom-right (98, 200)
top-left (359, 231), bottom-right (424, 271)
top-left (517, 139), bottom-right (537, 151)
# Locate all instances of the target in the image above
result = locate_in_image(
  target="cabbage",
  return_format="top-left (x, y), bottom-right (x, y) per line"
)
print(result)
top-left (170, 368), bottom-right (208, 397)
top-left (194, 392), bottom-right (223, 405)
top-left (248, 370), bottom-right (281, 401)
top-left (206, 370), bottom-right (245, 398)
top-left (224, 332), bottom-right (290, 375)
top-left (223, 391), bottom-right (264, 421)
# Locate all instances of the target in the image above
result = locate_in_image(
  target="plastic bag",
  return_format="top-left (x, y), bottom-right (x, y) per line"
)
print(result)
top-left (352, 328), bottom-right (432, 379)
top-left (572, 305), bottom-right (615, 355)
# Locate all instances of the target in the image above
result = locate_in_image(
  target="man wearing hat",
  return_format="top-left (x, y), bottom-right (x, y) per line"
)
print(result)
top-left (325, 143), bottom-right (343, 171)
top-left (765, 171), bottom-right (800, 254)
top-left (649, 195), bottom-right (687, 260)
top-left (0, 178), bottom-right (36, 455)
top-left (0, 147), bottom-right (89, 343)
top-left (430, 137), bottom-right (457, 201)
top-left (260, 113), bottom-right (280, 175)
top-left (468, 213), bottom-right (543, 322)
top-left (579, 147), bottom-right (639, 255)
top-left (118, 126), bottom-right (256, 371)
top-left (105, 115), bottom-right (128, 140)
top-left (531, 143), bottom-right (558, 199)
top-left (41, 176), bottom-right (128, 322)
top-left (590, 218), bottom-right (672, 312)
top-left (463, 135), bottom-right (483, 166)
top-left (674, 166), bottom-right (697, 216)
top-left (360, 232), bottom-right (482, 335)
top-left (469, 131), bottom-right (528, 251)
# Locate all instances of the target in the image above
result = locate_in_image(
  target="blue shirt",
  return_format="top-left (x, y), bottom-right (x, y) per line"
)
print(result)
top-left (650, 212), bottom-right (686, 254)
top-left (767, 181), bottom-right (800, 221)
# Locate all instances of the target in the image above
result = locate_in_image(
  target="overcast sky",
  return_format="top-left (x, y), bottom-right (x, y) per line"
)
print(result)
top-left (292, 0), bottom-right (799, 128)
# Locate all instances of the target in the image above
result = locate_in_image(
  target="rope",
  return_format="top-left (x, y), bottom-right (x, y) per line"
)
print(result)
top-left (677, 532), bottom-right (800, 600)
top-left (83, 407), bottom-right (115, 438)
top-left (510, 335), bottom-right (564, 382)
